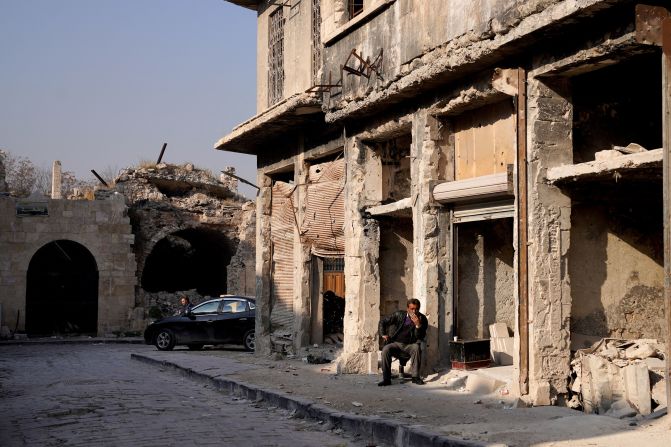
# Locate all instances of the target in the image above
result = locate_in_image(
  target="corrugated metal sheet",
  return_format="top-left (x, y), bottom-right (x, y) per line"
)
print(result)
top-left (299, 158), bottom-right (345, 257)
top-left (270, 181), bottom-right (295, 330)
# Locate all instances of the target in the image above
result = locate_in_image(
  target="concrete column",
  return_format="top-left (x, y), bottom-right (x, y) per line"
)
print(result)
top-left (411, 110), bottom-right (451, 369)
top-left (339, 137), bottom-right (381, 373)
top-left (525, 76), bottom-right (573, 404)
top-left (293, 147), bottom-right (312, 351)
top-left (255, 172), bottom-right (273, 356)
top-left (51, 160), bottom-right (62, 199)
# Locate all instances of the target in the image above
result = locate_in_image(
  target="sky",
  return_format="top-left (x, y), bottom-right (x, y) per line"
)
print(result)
top-left (0, 0), bottom-right (259, 197)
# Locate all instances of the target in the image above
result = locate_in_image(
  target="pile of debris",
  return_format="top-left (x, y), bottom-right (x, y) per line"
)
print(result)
top-left (568, 338), bottom-right (666, 418)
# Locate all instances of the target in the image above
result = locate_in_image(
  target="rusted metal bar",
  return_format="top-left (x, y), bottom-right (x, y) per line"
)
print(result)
top-left (220, 170), bottom-right (260, 190)
top-left (516, 68), bottom-right (529, 396)
top-left (156, 142), bottom-right (167, 164)
top-left (90, 169), bottom-right (109, 188)
top-left (661, 16), bottom-right (671, 416)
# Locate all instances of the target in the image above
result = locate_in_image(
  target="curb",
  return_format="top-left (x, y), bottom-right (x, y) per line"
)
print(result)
top-left (131, 353), bottom-right (490, 447)
top-left (0, 338), bottom-right (144, 346)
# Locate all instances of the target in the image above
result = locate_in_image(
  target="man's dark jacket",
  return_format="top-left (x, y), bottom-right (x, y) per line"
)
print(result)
top-left (379, 310), bottom-right (428, 344)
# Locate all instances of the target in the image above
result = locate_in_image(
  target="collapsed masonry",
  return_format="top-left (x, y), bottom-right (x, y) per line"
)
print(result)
top-left (114, 163), bottom-right (255, 327)
top-left (218, 0), bottom-right (670, 408)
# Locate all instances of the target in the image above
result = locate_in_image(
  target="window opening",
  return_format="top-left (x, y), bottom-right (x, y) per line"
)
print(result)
top-left (348, 0), bottom-right (363, 19)
top-left (311, 0), bottom-right (322, 84)
top-left (268, 7), bottom-right (285, 107)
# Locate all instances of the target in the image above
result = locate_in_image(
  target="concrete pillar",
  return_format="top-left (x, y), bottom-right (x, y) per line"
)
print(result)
top-left (411, 110), bottom-right (451, 369)
top-left (339, 137), bottom-right (381, 373)
top-left (525, 76), bottom-right (573, 404)
top-left (293, 147), bottom-right (312, 351)
top-left (255, 172), bottom-right (273, 356)
top-left (51, 160), bottom-right (62, 199)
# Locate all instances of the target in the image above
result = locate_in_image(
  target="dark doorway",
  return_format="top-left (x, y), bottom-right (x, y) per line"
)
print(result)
top-left (141, 228), bottom-right (235, 296)
top-left (26, 240), bottom-right (99, 336)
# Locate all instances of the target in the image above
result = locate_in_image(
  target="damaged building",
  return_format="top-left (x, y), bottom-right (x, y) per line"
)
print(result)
top-left (216, 0), bottom-right (670, 410)
top-left (115, 163), bottom-right (256, 327)
top-left (0, 154), bottom-right (255, 337)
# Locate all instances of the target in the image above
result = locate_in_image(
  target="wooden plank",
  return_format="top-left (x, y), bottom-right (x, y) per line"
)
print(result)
top-left (662, 17), bottom-right (671, 411)
top-left (517, 68), bottom-right (529, 396)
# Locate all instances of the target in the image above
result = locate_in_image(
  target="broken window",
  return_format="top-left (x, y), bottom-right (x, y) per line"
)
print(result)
top-left (348, 0), bottom-right (363, 20)
top-left (268, 7), bottom-right (285, 107)
top-left (372, 134), bottom-right (412, 203)
top-left (572, 53), bottom-right (662, 163)
top-left (312, 0), bottom-right (322, 84)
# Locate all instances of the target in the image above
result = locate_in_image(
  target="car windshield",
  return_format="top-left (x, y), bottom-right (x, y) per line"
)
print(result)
top-left (191, 300), bottom-right (221, 314)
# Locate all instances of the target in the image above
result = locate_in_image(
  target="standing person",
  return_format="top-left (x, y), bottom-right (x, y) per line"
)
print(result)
top-left (378, 298), bottom-right (428, 386)
top-left (178, 296), bottom-right (193, 316)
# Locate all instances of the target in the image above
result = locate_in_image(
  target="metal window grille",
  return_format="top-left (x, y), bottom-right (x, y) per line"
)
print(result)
top-left (323, 258), bottom-right (344, 272)
top-left (268, 7), bottom-right (285, 107)
top-left (311, 0), bottom-right (322, 84)
top-left (348, 0), bottom-right (364, 19)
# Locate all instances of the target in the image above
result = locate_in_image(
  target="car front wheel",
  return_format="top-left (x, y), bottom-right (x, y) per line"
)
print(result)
top-left (243, 329), bottom-right (255, 351)
top-left (155, 329), bottom-right (176, 351)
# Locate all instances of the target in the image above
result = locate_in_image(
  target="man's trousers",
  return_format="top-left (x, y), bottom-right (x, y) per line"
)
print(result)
top-left (381, 341), bottom-right (421, 381)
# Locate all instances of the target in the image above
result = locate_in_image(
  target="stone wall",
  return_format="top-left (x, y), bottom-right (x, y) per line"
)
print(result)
top-left (113, 163), bottom-right (255, 324)
top-left (0, 194), bottom-right (136, 336)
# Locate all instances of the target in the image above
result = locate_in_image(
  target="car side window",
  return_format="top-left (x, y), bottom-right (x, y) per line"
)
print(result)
top-left (191, 301), bottom-right (221, 315)
top-left (221, 300), bottom-right (247, 314)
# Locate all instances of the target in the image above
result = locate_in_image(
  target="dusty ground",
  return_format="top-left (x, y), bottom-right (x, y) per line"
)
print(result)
top-left (196, 346), bottom-right (670, 447)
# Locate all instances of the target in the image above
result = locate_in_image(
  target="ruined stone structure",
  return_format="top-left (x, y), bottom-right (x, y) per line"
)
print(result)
top-left (114, 163), bottom-right (256, 324)
top-left (0, 155), bottom-right (255, 338)
top-left (0, 191), bottom-right (137, 337)
top-left (218, 0), bottom-right (670, 407)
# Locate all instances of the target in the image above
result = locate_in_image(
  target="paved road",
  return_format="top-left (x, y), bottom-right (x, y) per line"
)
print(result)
top-left (0, 344), bottom-right (365, 447)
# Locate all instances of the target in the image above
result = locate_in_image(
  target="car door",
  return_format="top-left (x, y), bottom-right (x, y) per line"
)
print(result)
top-left (188, 299), bottom-right (222, 343)
top-left (212, 298), bottom-right (250, 343)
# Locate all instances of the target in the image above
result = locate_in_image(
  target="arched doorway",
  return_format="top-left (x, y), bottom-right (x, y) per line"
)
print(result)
top-left (141, 228), bottom-right (235, 296)
top-left (26, 240), bottom-right (99, 336)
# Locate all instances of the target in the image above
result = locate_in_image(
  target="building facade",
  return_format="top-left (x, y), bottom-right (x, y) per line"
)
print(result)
top-left (217, 0), bottom-right (670, 406)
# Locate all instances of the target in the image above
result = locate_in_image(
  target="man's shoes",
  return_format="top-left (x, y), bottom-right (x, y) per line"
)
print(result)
top-left (378, 380), bottom-right (392, 386)
top-left (411, 377), bottom-right (425, 385)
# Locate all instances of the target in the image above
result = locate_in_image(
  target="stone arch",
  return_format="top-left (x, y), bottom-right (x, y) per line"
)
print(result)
top-left (141, 227), bottom-right (237, 296)
top-left (26, 240), bottom-right (99, 336)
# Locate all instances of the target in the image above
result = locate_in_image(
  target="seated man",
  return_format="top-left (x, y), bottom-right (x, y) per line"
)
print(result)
top-left (378, 298), bottom-right (428, 386)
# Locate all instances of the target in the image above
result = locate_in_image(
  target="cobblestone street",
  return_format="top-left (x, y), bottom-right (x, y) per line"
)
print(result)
top-left (0, 344), bottom-right (364, 447)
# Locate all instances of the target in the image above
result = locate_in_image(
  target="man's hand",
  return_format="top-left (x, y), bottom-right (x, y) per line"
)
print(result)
top-left (409, 312), bottom-right (421, 328)
top-left (382, 335), bottom-right (390, 343)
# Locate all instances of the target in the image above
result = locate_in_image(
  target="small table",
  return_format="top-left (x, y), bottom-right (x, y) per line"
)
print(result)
top-left (449, 339), bottom-right (491, 370)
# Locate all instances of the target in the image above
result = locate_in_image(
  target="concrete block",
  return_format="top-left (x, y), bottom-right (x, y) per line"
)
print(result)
top-left (594, 150), bottom-right (622, 161)
top-left (623, 362), bottom-right (651, 415)
top-left (488, 323), bottom-right (509, 338)
top-left (490, 337), bottom-right (513, 366)
top-left (531, 380), bottom-right (551, 406)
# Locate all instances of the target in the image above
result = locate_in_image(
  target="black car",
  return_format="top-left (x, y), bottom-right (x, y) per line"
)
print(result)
top-left (144, 296), bottom-right (256, 351)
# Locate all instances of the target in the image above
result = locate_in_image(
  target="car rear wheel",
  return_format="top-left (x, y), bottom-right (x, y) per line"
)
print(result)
top-left (243, 329), bottom-right (255, 351)
top-left (187, 344), bottom-right (204, 351)
top-left (155, 329), bottom-right (176, 351)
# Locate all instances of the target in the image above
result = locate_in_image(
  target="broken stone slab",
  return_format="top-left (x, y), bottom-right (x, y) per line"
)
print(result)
top-left (604, 399), bottom-right (638, 419)
top-left (624, 342), bottom-right (658, 360)
top-left (623, 362), bottom-right (652, 416)
top-left (441, 374), bottom-right (468, 390)
top-left (594, 149), bottom-right (623, 161)
top-left (612, 142), bottom-right (647, 154)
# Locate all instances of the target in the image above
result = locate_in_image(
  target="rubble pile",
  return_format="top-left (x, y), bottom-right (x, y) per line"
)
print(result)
top-left (568, 338), bottom-right (667, 418)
